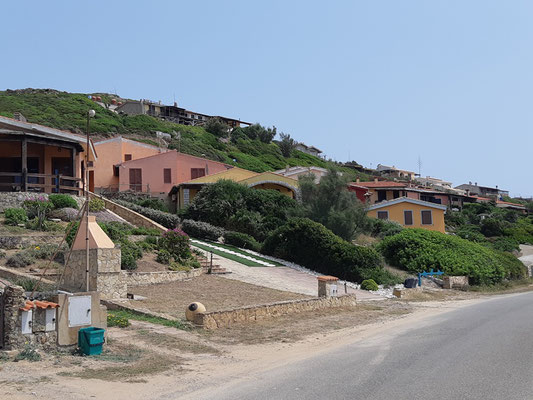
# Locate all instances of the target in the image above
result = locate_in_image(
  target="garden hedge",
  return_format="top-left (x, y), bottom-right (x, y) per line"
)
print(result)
top-left (115, 200), bottom-right (180, 229)
top-left (262, 218), bottom-right (396, 284)
top-left (378, 229), bottom-right (526, 285)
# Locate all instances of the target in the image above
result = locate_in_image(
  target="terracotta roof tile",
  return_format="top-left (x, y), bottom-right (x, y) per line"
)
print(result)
top-left (20, 300), bottom-right (35, 311)
top-left (317, 275), bottom-right (339, 282)
top-left (19, 300), bottom-right (59, 311)
top-left (355, 181), bottom-right (408, 188)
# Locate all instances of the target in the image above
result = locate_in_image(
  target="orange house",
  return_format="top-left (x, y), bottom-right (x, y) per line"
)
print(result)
top-left (93, 136), bottom-right (169, 192)
top-left (117, 151), bottom-right (234, 195)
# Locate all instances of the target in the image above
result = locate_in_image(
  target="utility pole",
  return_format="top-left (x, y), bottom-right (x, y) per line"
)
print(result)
top-left (85, 109), bottom-right (95, 292)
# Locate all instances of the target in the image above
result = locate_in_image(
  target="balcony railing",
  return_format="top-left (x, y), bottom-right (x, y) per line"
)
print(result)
top-left (0, 172), bottom-right (82, 195)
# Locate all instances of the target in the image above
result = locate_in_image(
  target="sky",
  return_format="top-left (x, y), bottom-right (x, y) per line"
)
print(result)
top-left (2, 1), bottom-right (532, 197)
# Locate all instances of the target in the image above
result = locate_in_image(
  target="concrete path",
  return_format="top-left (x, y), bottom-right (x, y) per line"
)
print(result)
top-left (193, 247), bottom-right (383, 301)
top-left (519, 244), bottom-right (533, 273)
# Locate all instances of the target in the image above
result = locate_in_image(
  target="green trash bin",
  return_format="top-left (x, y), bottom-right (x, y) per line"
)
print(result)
top-left (78, 327), bottom-right (105, 356)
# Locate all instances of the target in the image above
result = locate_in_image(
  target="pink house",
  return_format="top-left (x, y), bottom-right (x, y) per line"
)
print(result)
top-left (117, 150), bottom-right (233, 194)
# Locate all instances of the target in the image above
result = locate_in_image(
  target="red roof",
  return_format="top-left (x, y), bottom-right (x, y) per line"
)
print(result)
top-left (20, 300), bottom-right (59, 311)
top-left (354, 181), bottom-right (408, 188)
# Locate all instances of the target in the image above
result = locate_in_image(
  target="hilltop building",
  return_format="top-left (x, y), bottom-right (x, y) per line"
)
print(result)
top-left (295, 143), bottom-right (323, 157)
top-left (115, 99), bottom-right (250, 128)
top-left (376, 164), bottom-right (417, 181)
top-left (455, 182), bottom-right (509, 198)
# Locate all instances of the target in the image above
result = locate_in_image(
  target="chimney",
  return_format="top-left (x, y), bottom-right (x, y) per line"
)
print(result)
top-left (469, 181), bottom-right (472, 185)
top-left (356, 178), bottom-right (360, 183)
top-left (374, 178), bottom-right (378, 183)
top-left (13, 112), bottom-right (26, 122)
top-left (475, 182), bottom-right (477, 186)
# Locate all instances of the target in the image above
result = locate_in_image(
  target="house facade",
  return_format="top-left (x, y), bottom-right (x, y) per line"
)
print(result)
top-left (93, 136), bottom-right (169, 192)
top-left (455, 182), bottom-right (509, 198)
top-left (117, 151), bottom-right (233, 195)
top-left (171, 169), bottom-right (299, 209)
top-left (367, 197), bottom-right (447, 233)
top-left (0, 115), bottom-right (97, 195)
top-left (294, 143), bottom-right (323, 157)
top-left (376, 164), bottom-right (417, 181)
top-left (274, 166), bottom-right (331, 183)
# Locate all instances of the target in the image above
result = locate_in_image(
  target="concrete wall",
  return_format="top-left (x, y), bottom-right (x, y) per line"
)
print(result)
top-left (443, 276), bottom-right (469, 289)
top-left (194, 295), bottom-right (357, 330)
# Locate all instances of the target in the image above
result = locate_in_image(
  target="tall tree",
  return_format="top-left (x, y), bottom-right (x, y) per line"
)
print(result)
top-left (298, 168), bottom-right (369, 240)
top-left (278, 133), bottom-right (296, 157)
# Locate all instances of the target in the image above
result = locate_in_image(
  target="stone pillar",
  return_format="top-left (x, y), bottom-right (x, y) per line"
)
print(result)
top-left (317, 276), bottom-right (339, 298)
top-left (1, 285), bottom-right (26, 350)
top-left (443, 276), bottom-right (469, 289)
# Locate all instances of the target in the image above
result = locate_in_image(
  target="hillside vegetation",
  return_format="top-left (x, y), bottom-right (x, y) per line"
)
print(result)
top-left (0, 89), bottom-right (367, 177)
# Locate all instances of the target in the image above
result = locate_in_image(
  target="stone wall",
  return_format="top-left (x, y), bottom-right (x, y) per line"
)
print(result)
top-left (0, 266), bottom-right (56, 288)
top-left (443, 276), bottom-right (469, 289)
top-left (0, 285), bottom-right (57, 350)
top-left (0, 235), bottom-right (63, 250)
top-left (89, 193), bottom-right (166, 233)
top-left (62, 248), bottom-right (126, 299)
top-left (194, 295), bottom-right (357, 330)
top-left (122, 268), bottom-right (203, 286)
top-left (0, 192), bottom-right (84, 212)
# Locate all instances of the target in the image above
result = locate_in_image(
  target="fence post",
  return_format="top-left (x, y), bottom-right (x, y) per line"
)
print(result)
top-left (22, 168), bottom-right (27, 192)
top-left (55, 173), bottom-right (61, 193)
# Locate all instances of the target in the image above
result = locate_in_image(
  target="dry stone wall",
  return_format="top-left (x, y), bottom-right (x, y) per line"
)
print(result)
top-left (194, 295), bottom-right (357, 330)
top-left (122, 269), bottom-right (203, 286)
top-left (0, 192), bottom-right (84, 212)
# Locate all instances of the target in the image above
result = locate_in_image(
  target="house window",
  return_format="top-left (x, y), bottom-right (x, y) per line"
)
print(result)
top-left (377, 191), bottom-right (387, 202)
top-left (404, 210), bottom-right (413, 226)
top-left (393, 191), bottom-right (400, 199)
top-left (377, 211), bottom-right (389, 220)
top-left (191, 168), bottom-right (206, 179)
top-left (124, 154), bottom-right (132, 161)
top-left (163, 168), bottom-right (171, 184)
top-left (421, 210), bottom-right (433, 225)
top-left (113, 166), bottom-right (119, 177)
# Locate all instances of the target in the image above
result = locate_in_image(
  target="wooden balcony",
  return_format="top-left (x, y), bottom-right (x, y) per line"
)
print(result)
top-left (0, 171), bottom-right (82, 195)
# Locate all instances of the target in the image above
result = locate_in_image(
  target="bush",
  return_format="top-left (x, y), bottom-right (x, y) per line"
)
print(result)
top-left (156, 249), bottom-right (172, 265)
top-left (480, 218), bottom-right (505, 237)
top-left (223, 231), bottom-right (261, 251)
top-left (89, 197), bottom-right (106, 212)
top-left (159, 228), bottom-right (191, 261)
top-left (137, 198), bottom-right (169, 212)
top-left (15, 344), bottom-right (41, 362)
top-left (65, 221), bottom-right (80, 247)
top-left (491, 237), bottom-right (520, 252)
top-left (98, 221), bottom-right (130, 242)
top-left (23, 196), bottom-right (52, 230)
top-left (115, 200), bottom-right (180, 229)
top-left (262, 218), bottom-right (394, 284)
top-left (455, 225), bottom-right (487, 243)
top-left (120, 246), bottom-right (138, 270)
top-left (131, 226), bottom-right (162, 236)
top-left (181, 219), bottom-right (225, 241)
top-left (28, 244), bottom-right (65, 263)
top-left (107, 312), bottom-right (130, 328)
top-left (6, 251), bottom-right (35, 268)
top-left (361, 279), bottom-right (379, 291)
top-left (378, 229), bottom-right (527, 285)
top-left (4, 208), bottom-right (28, 226)
top-left (14, 278), bottom-right (38, 291)
top-left (48, 194), bottom-right (78, 209)
top-left (369, 218), bottom-right (404, 238)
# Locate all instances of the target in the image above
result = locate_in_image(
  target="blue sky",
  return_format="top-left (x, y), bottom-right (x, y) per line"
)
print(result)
top-left (2, 1), bottom-right (532, 196)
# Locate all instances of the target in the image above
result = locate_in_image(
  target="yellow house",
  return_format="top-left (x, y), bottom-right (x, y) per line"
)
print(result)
top-left (367, 197), bottom-right (447, 233)
top-left (170, 168), bottom-right (299, 209)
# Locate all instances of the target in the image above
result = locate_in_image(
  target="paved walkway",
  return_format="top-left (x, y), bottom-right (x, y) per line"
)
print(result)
top-left (193, 247), bottom-right (384, 301)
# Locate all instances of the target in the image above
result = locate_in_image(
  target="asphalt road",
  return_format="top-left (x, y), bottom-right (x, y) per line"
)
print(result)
top-left (193, 292), bottom-right (533, 400)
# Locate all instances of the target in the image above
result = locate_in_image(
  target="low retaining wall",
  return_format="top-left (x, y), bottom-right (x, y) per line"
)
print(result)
top-left (0, 235), bottom-right (63, 250)
top-left (194, 295), bottom-right (357, 330)
top-left (443, 276), bottom-right (469, 289)
top-left (88, 193), bottom-right (166, 233)
top-left (102, 299), bottom-right (179, 322)
top-left (0, 266), bottom-right (56, 287)
top-left (122, 268), bottom-right (203, 286)
top-left (0, 192), bottom-right (84, 212)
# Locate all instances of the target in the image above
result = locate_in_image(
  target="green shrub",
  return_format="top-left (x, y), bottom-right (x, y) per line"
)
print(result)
top-left (455, 225), bottom-right (487, 243)
top-left (65, 221), bottom-right (80, 247)
top-left (361, 279), bottom-right (379, 291)
top-left (181, 219), bottom-right (225, 241)
top-left (491, 237), bottom-right (520, 252)
top-left (115, 200), bottom-right (180, 229)
top-left (107, 312), bottom-right (130, 328)
top-left (168, 263), bottom-right (192, 272)
top-left (131, 226), bottom-right (162, 236)
top-left (369, 218), bottom-right (404, 238)
top-left (6, 251), bottom-right (35, 268)
top-left (156, 249), bottom-right (172, 265)
top-left (0, 250), bottom-right (6, 258)
top-left (14, 278), bottom-right (38, 291)
top-left (378, 229), bottom-right (527, 285)
top-left (159, 228), bottom-right (191, 261)
top-left (28, 244), bottom-right (65, 263)
top-left (89, 197), bottom-right (106, 212)
top-left (15, 344), bottom-right (41, 362)
top-left (137, 198), bottom-right (169, 212)
top-left (48, 194), bottom-right (78, 209)
top-left (262, 218), bottom-right (394, 284)
top-left (480, 218), bottom-right (505, 237)
top-left (23, 196), bottom-right (52, 230)
top-left (223, 231), bottom-right (261, 251)
top-left (4, 208), bottom-right (28, 226)
top-left (97, 221), bottom-right (130, 242)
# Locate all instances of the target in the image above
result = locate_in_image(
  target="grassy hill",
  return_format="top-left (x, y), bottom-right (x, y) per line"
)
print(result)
top-left (0, 88), bottom-right (369, 178)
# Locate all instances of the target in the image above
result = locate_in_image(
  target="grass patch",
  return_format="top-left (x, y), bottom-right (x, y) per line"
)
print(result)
top-left (107, 309), bottom-right (191, 330)
top-left (192, 240), bottom-right (279, 267)
top-left (468, 278), bottom-right (533, 293)
top-left (206, 241), bottom-right (284, 266)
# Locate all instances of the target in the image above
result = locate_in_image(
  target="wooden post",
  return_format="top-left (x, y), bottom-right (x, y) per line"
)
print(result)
top-left (21, 138), bottom-right (27, 191)
top-left (55, 173), bottom-right (60, 193)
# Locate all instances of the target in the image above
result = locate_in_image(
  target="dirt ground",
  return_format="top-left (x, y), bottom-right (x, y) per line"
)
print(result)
top-left (127, 274), bottom-right (311, 318)
top-left (0, 293), bottom-right (501, 400)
